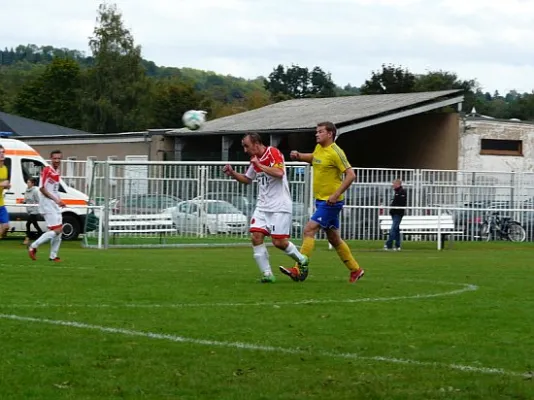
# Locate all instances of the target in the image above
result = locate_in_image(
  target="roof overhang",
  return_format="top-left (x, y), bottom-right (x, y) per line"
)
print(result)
top-left (337, 95), bottom-right (464, 138)
top-left (165, 91), bottom-right (464, 138)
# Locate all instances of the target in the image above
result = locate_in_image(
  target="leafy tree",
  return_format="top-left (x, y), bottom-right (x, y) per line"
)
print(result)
top-left (81, 3), bottom-right (150, 133)
top-left (12, 57), bottom-right (82, 128)
top-left (0, 85), bottom-right (6, 111)
top-left (414, 70), bottom-right (478, 113)
top-left (360, 64), bottom-right (416, 94)
top-left (149, 79), bottom-right (210, 128)
top-left (336, 83), bottom-right (360, 96)
top-left (264, 64), bottom-right (336, 100)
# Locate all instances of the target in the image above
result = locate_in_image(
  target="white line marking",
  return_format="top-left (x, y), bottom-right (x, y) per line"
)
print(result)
top-left (0, 282), bottom-right (478, 308)
top-left (0, 313), bottom-right (526, 378)
top-left (6, 265), bottom-right (179, 272)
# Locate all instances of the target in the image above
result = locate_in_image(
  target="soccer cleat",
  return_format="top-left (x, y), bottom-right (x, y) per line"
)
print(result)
top-left (28, 247), bottom-right (37, 261)
top-left (297, 255), bottom-right (310, 282)
top-left (349, 268), bottom-right (365, 283)
top-left (260, 274), bottom-right (276, 283)
top-left (49, 257), bottom-right (61, 262)
top-left (279, 266), bottom-right (300, 282)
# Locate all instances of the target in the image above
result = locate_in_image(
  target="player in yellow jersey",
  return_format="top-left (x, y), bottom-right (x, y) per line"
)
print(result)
top-left (279, 122), bottom-right (365, 283)
top-left (0, 145), bottom-right (12, 239)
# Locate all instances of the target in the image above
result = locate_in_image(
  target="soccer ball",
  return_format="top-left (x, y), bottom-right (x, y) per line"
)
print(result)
top-left (182, 110), bottom-right (206, 131)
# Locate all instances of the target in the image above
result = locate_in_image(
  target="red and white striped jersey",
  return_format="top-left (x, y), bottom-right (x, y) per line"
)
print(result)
top-left (245, 146), bottom-right (292, 213)
top-left (39, 166), bottom-right (61, 207)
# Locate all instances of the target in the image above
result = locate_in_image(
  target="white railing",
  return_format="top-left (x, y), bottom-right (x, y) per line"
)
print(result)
top-left (74, 160), bottom-right (534, 248)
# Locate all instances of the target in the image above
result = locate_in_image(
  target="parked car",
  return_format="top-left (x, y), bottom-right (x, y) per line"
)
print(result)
top-left (110, 194), bottom-right (182, 215)
top-left (193, 193), bottom-right (256, 219)
top-left (165, 200), bottom-right (248, 235)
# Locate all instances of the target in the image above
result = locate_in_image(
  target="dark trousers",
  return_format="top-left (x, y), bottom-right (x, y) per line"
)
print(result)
top-left (26, 214), bottom-right (43, 237)
top-left (386, 214), bottom-right (403, 249)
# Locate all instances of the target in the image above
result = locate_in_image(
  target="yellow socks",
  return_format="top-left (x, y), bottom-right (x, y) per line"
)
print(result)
top-left (294, 236), bottom-right (315, 268)
top-left (300, 236), bottom-right (315, 256)
top-left (334, 240), bottom-right (360, 271)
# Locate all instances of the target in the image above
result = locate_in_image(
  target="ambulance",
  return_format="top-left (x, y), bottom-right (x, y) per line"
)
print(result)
top-left (0, 138), bottom-right (96, 240)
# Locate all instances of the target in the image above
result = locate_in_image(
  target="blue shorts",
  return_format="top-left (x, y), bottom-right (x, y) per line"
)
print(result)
top-left (310, 200), bottom-right (343, 230)
top-left (0, 206), bottom-right (8, 224)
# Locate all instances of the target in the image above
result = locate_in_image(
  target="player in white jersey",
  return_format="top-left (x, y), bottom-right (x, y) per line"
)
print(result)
top-left (223, 133), bottom-right (309, 283)
top-left (28, 150), bottom-right (66, 262)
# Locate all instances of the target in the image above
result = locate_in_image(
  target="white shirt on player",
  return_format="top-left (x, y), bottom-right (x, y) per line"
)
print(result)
top-left (39, 165), bottom-right (61, 214)
top-left (245, 146), bottom-right (292, 214)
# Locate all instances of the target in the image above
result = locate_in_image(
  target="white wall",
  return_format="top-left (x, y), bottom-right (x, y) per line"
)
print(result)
top-left (459, 118), bottom-right (534, 172)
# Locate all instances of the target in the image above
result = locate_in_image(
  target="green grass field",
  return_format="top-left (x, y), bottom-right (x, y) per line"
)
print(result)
top-left (0, 239), bottom-right (533, 399)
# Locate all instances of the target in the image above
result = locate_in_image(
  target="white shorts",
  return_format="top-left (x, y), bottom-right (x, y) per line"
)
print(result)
top-left (250, 209), bottom-right (292, 239)
top-left (40, 201), bottom-right (62, 229)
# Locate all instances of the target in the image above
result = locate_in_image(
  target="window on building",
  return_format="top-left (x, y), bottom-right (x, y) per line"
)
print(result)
top-left (480, 139), bottom-right (523, 156)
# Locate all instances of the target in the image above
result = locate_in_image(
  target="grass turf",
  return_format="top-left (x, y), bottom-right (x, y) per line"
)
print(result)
top-left (0, 239), bottom-right (533, 399)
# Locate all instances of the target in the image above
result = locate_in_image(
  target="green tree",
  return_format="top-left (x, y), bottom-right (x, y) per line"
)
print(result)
top-left (414, 70), bottom-right (478, 113)
top-left (0, 85), bottom-right (6, 111)
top-left (81, 3), bottom-right (150, 133)
top-left (12, 57), bottom-right (82, 128)
top-left (264, 64), bottom-right (336, 100)
top-left (360, 64), bottom-right (416, 94)
top-left (149, 79), bottom-right (210, 128)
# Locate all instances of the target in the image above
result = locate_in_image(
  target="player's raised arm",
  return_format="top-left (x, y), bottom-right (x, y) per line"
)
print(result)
top-left (290, 150), bottom-right (313, 164)
top-left (223, 164), bottom-right (252, 185)
top-left (250, 156), bottom-right (284, 179)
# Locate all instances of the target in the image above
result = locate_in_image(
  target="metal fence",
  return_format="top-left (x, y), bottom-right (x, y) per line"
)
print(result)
top-left (69, 160), bottom-right (534, 248)
top-left (83, 161), bottom-right (312, 248)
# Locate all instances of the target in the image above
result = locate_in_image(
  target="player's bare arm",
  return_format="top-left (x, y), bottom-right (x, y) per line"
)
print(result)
top-left (223, 164), bottom-right (252, 185)
top-left (327, 168), bottom-right (356, 205)
top-left (290, 151), bottom-right (314, 163)
top-left (0, 180), bottom-right (10, 189)
top-left (40, 186), bottom-right (66, 207)
top-left (250, 156), bottom-right (284, 179)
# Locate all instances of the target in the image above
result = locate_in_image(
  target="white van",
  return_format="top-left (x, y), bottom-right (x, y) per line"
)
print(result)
top-left (0, 138), bottom-right (96, 240)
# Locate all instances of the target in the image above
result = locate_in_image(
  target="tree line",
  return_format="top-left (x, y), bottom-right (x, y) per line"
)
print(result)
top-left (0, 3), bottom-right (533, 134)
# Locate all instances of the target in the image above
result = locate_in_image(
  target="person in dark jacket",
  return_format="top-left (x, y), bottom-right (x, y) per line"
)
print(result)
top-left (384, 179), bottom-right (407, 251)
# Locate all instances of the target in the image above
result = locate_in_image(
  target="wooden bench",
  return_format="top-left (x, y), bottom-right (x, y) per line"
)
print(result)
top-left (107, 213), bottom-right (176, 244)
top-left (378, 214), bottom-right (463, 250)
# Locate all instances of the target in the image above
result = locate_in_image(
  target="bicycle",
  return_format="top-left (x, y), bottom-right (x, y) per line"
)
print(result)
top-left (479, 211), bottom-right (526, 242)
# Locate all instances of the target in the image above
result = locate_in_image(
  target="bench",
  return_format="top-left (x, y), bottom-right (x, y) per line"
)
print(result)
top-left (107, 213), bottom-right (176, 244)
top-left (378, 214), bottom-right (463, 250)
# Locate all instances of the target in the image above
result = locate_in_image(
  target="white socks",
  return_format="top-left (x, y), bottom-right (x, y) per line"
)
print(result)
top-left (31, 230), bottom-right (56, 249)
top-left (284, 241), bottom-right (306, 264)
top-left (50, 234), bottom-right (62, 259)
top-left (253, 244), bottom-right (272, 276)
top-left (31, 230), bottom-right (62, 259)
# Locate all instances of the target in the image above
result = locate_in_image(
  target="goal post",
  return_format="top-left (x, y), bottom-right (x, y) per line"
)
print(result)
top-left (82, 160), bottom-right (312, 249)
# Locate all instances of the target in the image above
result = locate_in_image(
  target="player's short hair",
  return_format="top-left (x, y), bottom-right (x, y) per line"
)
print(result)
top-left (28, 177), bottom-right (38, 185)
top-left (50, 149), bottom-right (62, 158)
top-left (317, 121), bottom-right (337, 140)
top-left (243, 132), bottom-right (263, 145)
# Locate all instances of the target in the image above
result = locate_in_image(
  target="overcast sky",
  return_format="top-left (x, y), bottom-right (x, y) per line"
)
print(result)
top-left (2, 0), bottom-right (534, 94)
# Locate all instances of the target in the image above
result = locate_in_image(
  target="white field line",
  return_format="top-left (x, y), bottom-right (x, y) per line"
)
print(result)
top-left (7, 265), bottom-right (181, 272)
top-left (0, 313), bottom-right (527, 378)
top-left (0, 282), bottom-right (478, 308)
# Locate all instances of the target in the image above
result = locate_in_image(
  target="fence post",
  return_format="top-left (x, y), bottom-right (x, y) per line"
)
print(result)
top-left (437, 206), bottom-right (442, 250)
top-left (97, 206), bottom-right (103, 249)
top-left (197, 166), bottom-right (208, 238)
top-left (103, 161), bottom-right (111, 250)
